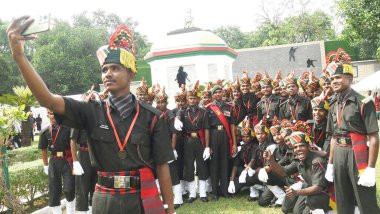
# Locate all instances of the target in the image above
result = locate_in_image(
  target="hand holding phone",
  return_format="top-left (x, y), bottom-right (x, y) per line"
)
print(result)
top-left (21, 14), bottom-right (51, 36)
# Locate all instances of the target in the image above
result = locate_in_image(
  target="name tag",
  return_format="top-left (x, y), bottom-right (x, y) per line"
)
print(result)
top-left (99, 124), bottom-right (109, 130)
top-left (223, 111), bottom-right (231, 117)
top-left (56, 152), bottom-right (64, 157)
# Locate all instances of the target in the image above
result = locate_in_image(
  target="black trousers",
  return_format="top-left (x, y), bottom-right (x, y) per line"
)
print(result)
top-left (75, 150), bottom-right (97, 211)
top-left (293, 192), bottom-right (330, 214)
top-left (92, 192), bottom-right (143, 214)
top-left (209, 129), bottom-right (229, 196)
top-left (183, 137), bottom-right (209, 181)
top-left (333, 146), bottom-right (380, 214)
top-left (48, 157), bottom-right (75, 207)
top-left (176, 136), bottom-right (185, 180)
top-left (169, 160), bottom-right (180, 185)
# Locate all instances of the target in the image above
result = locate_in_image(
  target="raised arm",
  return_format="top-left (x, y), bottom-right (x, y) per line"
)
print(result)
top-left (7, 16), bottom-right (65, 114)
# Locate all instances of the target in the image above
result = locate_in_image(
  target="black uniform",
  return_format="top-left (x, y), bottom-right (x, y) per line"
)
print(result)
top-left (283, 152), bottom-right (330, 213)
top-left (232, 141), bottom-right (257, 192)
top-left (39, 125), bottom-right (75, 207)
top-left (326, 89), bottom-right (380, 214)
top-left (206, 101), bottom-right (236, 197)
top-left (171, 107), bottom-right (186, 181)
top-left (70, 128), bottom-right (97, 212)
top-left (241, 92), bottom-right (259, 125)
top-left (177, 106), bottom-right (209, 182)
top-left (232, 98), bottom-right (247, 125)
top-left (257, 94), bottom-right (281, 125)
top-left (55, 96), bottom-right (174, 214)
top-left (279, 94), bottom-right (312, 123)
top-left (163, 110), bottom-right (180, 186)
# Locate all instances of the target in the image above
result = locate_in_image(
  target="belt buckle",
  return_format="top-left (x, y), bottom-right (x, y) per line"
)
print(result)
top-left (56, 152), bottom-right (64, 157)
top-left (114, 176), bottom-right (130, 188)
top-left (339, 137), bottom-right (346, 145)
top-left (217, 125), bottom-right (223, 130)
top-left (191, 132), bottom-right (197, 138)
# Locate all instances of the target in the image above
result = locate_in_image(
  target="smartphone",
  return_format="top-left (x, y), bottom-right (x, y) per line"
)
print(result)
top-left (21, 14), bottom-right (51, 36)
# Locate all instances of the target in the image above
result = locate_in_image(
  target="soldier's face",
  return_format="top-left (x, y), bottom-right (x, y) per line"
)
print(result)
top-left (212, 90), bottom-right (222, 101)
top-left (256, 131), bottom-right (266, 143)
top-left (313, 88), bottom-right (322, 98)
top-left (202, 95), bottom-right (211, 105)
top-left (101, 63), bottom-right (135, 96)
top-left (273, 87), bottom-right (280, 95)
top-left (47, 111), bottom-right (56, 124)
top-left (156, 101), bottom-right (167, 111)
top-left (287, 84), bottom-right (299, 96)
top-left (232, 90), bottom-right (241, 100)
top-left (262, 85), bottom-right (273, 96)
top-left (294, 143), bottom-right (310, 161)
top-left (284, 137), bottom-right (292, 148)
top-left (241, 84), bottom-right (251, 94)
top-left (242, 135), bottom-right (251, 144)
top-left (313, 108), bottom-right (327, 123)
top-left (322, 83), bottom-right (332, 95)
top-left (188, 96), bottom-right (200, 106)
top-left (273, 133), bottom-right (284, 144)
top-left (280, 86), bottom-right (288, 97)
top-left (137, 92), bottom-right (149, 101)
top-left (330, 74), bottom-right (352, 93)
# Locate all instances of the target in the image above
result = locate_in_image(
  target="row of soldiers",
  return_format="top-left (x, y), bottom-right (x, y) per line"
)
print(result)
top-left (22, 20), bottom-right (378, 213)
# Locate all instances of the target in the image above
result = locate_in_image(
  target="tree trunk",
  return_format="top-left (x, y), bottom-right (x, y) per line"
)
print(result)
top-left (21, 107), bottom-right (33, 147)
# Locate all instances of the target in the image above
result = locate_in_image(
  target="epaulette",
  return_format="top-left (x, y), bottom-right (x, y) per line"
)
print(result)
top-left (139, 101), bottom-right (162, 116)
top-left (360, 95), bottom-right (372, 104)
top-left (40, 126), bottom-right (49, 135)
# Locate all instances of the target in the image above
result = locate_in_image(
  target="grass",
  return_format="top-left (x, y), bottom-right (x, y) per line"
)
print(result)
top-left (15, 133), bottom-right (380, 213)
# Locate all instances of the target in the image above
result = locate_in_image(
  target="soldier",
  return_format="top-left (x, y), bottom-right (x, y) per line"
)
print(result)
top-left (39, 110), bottom-right (75, 214)
top-left (205, 85), bottom-right (237, 200)
top-left (240, 71), bottom-right (259, 126)
top-left (319, 73), bottom-right (334, 100)
top-left (324, 61), bottom-right (380, 214)
top-left (265, 131), bottom-right (331, 213)
top-left (174, 81), bottom-right (210, 203)
top-left (8, 21), bottom-right (175, 214)
top-left (227, 118), bottom-right (258, 197)
top-left (136, 76), bottom-right (149, 103)
top-left (309, 97), bottom-right (330, 155)
top-left (200, 83), bottom-right (212, 108)
top-left (279, 73), bottom-right (312, 124)
top-left (70, 128), bottom-right (96, 214)
top-left (172, 85), bottom-right (187, 195)
top-left (154, 87), bottom-right (183, 209)
top-left (231, 78), bottom-right (246, 125)
top-left (257, 74), bottom-right (281, 127)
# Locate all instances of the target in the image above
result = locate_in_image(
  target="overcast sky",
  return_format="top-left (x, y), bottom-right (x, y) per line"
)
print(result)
top-left (1, 0), bottom-right (336, 43)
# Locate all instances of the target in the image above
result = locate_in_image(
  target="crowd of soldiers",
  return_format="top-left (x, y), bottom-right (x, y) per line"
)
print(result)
top-left (7, 17), bottom-right (379, 214)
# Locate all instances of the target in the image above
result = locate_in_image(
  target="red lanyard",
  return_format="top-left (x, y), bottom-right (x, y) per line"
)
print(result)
top-left (187, 109), bottom-right (201, 125)
top-left (243, 97), bottom-right (251, 109)
top-left (289, 102), bottom-right (299, 121)
top-left (312, 128), bottom-right (324, 144)
top-left (49, 126), bottom-right (61, 146)
top-left (234, 104), bottom-right (241, 119)
top-left (106, 102), bottom-right (140, 152)
top-left (336, 102), bottom-right (347, 128)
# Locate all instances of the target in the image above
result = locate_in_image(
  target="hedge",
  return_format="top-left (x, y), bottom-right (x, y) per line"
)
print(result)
top-left (1, 149), bottom-right (48, 211)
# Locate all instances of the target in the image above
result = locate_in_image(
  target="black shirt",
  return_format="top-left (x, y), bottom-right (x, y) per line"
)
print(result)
top-left (177, 106), bottom-right (209, 131)
top-left (70, 128), bottom-right (88, 146)
top-left (233, 142), bottom-right (257, 168)
top-left (38, 124), bottom-right (71, 152)
top-left (257, 94), bottom-right (281, 123)
top-left (279, 94), bottom-right (312, 122)
top-left (326, 89), bottom-right (379, 135)
top-left (242, 92), bottom-right (259, 116)
top-left (206, 100), bottom-right (236, 127)
top-left (54, 95), bottom-right (174, 172)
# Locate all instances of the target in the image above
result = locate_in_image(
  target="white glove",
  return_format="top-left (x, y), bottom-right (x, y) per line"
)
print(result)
top-left (237, 146), bottom-right (242, 153)
top-left (43, 165), bottom-right (49, 175)
top-left (228, 181), bottom-right (236, 194)
top-left (289, 181), bottom-right (303, 191)
top-left (238, 170), bottom-right (247, 183)
top-left (266, 144), bottom-right (277, 154)
top-left (73, 161), bottom-right (84, 175)
top-left (247, 167), bottom-right (255, 177)
top-left (239, 141), bottom-right (244, 145)
top-left (357, 167), bottom-right (376, 187)
top-left (325, 163), bottom-right (334, 182)
top-left (174, 118), bottom-right (183, 131)
top-left (258, 168), bottom-right (269, 183)
top-left (173, 150), bottom-right (178, 160)
top-left (203, 147), bottom-right (210, 160)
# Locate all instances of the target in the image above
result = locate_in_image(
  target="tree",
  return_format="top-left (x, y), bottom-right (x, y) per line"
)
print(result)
top-left (0, 86), bottom-right (37, 147)
top-left (338, 0), bottom-right (380, 60)
top-left (213, 25), bottom-right (249, 49)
